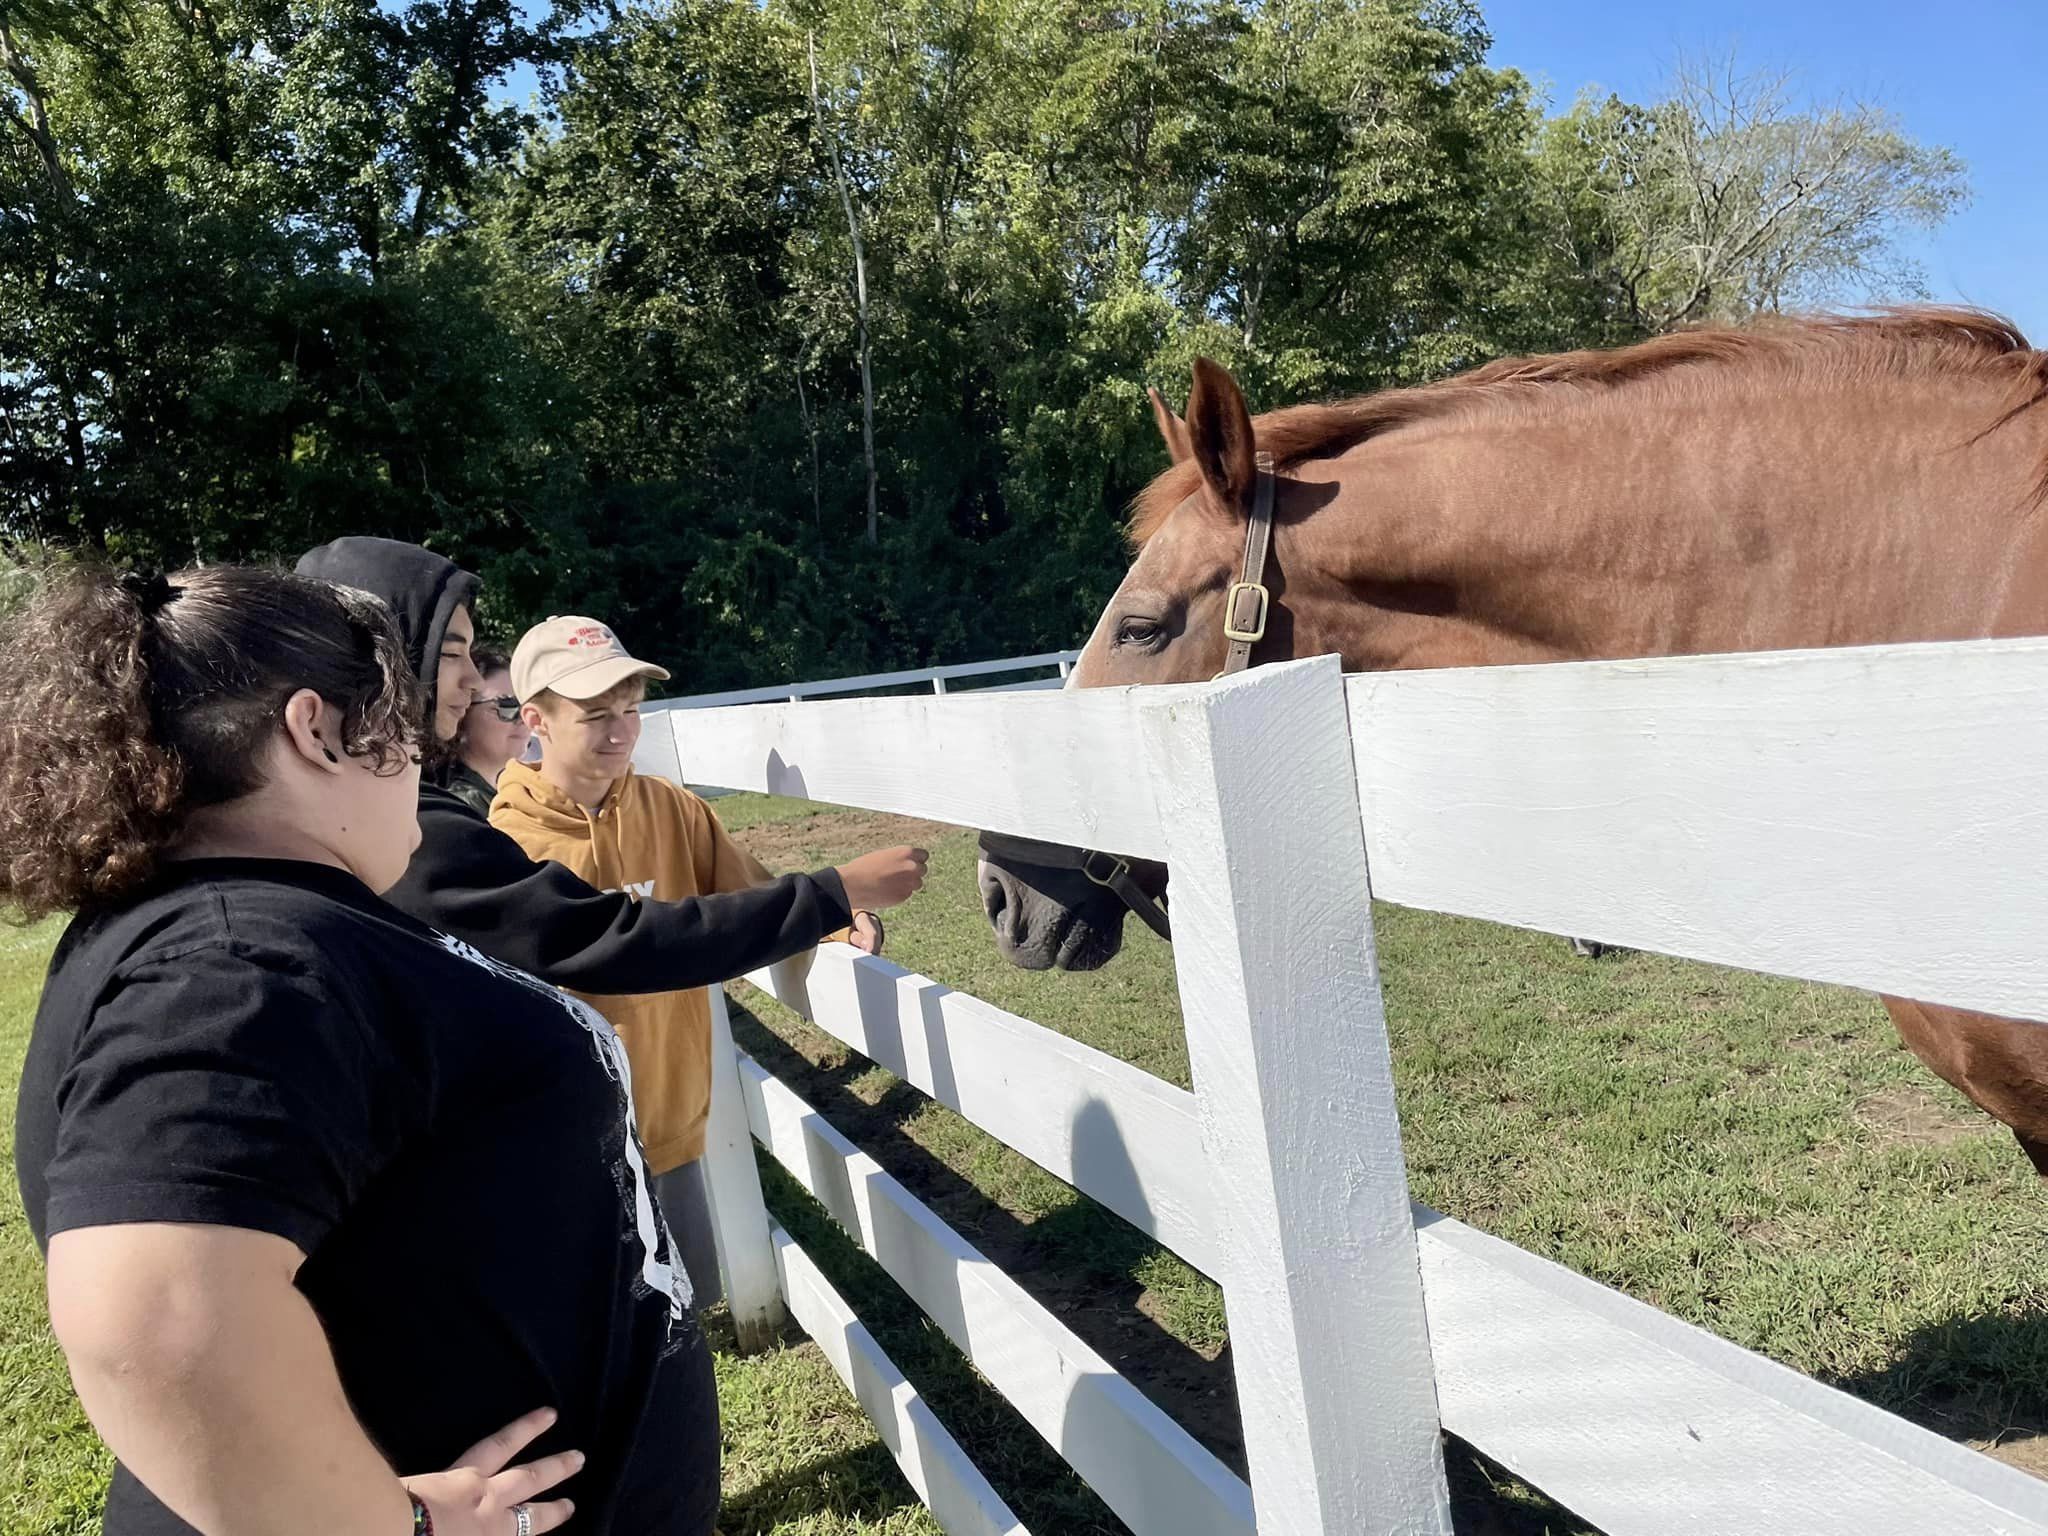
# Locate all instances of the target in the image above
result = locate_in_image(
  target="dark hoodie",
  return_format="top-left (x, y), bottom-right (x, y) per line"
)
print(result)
top-left (295, 538), bottom-right (852, 991)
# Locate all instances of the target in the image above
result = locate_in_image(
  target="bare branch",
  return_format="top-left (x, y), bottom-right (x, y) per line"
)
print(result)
top-left (808, 31), bottom-right (879, 545)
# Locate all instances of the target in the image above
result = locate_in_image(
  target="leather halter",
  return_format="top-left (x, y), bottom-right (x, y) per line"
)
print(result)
top-left (979, 454), bottom-right (1281, 945)
top-left (976, 834), bottom-right (1176, 942)
top-left (1219, 451), bottom-right (1277, 677)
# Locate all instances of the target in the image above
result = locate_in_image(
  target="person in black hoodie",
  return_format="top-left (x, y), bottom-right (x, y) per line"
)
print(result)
top-left (8, 564), bottom-right (710, 1536)
top-left (294, 536), bottom-right (926, 990)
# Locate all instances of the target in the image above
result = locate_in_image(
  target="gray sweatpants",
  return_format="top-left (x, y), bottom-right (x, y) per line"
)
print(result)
top-left (652, 1159), bottom-right (723, 1312)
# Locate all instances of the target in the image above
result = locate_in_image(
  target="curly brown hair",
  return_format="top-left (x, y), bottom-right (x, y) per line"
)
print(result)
top-left (0, 564), bottom-right (423, 920)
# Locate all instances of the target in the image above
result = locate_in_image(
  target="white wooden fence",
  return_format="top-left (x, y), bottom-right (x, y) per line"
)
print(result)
top-left (646, 648), bottom-right (1081, 710)
top-left (633, 643), bottom-right (2048, 1536)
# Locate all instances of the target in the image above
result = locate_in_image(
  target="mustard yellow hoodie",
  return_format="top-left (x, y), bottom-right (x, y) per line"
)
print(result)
top-left (490, 762), bottom-right (847, 1171)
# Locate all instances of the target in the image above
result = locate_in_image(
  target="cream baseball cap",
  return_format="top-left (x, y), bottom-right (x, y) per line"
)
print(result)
top-left (511, 615), bottom-right (671, 703)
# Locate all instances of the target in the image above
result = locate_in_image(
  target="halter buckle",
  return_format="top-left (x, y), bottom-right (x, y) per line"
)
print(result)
top-left (1223, 581), bottom-right (1269, 644)
top-left (1083, 851), bottom-right (1130, 889)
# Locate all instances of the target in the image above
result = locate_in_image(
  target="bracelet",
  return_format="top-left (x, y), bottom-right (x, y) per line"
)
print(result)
top-left (409, 1492), bottom-right (434, 1536)
top-left (855, 909), bottom-right (884, 950)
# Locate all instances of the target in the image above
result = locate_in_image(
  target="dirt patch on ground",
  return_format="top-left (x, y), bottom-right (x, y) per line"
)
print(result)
top-left (1854, 1085), bottom-right (1990, 1148)
top-left (1980, 1434), bottom-right (2048, 1479)
top-left (729, 810), bottom-right (961, 873)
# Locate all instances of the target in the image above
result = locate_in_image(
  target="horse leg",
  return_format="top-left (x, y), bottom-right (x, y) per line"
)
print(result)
top-left (1881, 995), bottom-right (2048, 1178)
top-left (2018, 1132), bottom-right (2048, 1177)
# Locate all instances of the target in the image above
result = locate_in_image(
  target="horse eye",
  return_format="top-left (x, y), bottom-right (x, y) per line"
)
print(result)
top-left (1117, 617), bottom-right (1163, 648)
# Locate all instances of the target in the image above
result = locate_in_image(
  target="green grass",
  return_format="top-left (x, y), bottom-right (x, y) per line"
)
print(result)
top-left (7, 798), bottom-right (2048, 1534)
top-left (1, 917), bottom-right (108, 1536)
top-left (710, 800), bottom-right (2048, 1531)
top-left (706, 791), bottom-right (841, 833)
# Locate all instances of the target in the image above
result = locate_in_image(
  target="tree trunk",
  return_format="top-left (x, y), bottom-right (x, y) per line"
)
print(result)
top-left (808, 33), bottom-right (879, 545)
top-left (0, 18), bottom-right (73, 201)
top-left (793, 352), bottom-right (824, 561)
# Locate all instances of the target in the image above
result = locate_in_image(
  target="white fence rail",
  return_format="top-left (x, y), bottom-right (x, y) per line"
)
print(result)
top-left (648, 649), bottom-right (1080, 711)
top-left (637, 643), bottom-right (2048, 1536)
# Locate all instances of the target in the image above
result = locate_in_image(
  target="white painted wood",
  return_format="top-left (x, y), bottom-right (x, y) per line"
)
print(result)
top-left (1347, 638), bottom-right (2048, 1020)
top-left (742, 1055), bottom-right (1255, 1536)
top-left (678, 643), bottom-right (2048, 1536)
top-left (1137, 657), bottom-right (1450, 1536)
top-left (698, 985), bottom-right (786, 1351)
top-left (769, 1222), bottom-right (1030, 1536)
top-left (1414, 1209), bottom-right (2048, 1535)
top-left (651, 649), bottom-right (1081, 711)
top-left (737, 926), bottom-right (2048, 1534)
top-left (628, 717), bottom-right (683, 783)
top-left (662, 685), bottom-right (1198, 857)
top-left (970, 676), bottom-right (1067, 694)
top-left (740, 945), bottom-right (1222, 1278)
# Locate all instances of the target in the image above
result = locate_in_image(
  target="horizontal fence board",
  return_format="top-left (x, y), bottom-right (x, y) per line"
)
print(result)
top-left (745, 1058), bottom-right (1255, 1536)
top-left (1416, 1210), bottom-right (2048, 1536)
top-left (630, 716), bottom-right (684, 784)
top-left (769, 1222), bottom-right (1029, 1536)
top-left (966, 677), bottom-right (1067, 694)
top-left (746, 954), bottom-right (2048, 1533)
top-left (651, 651), bottom-right (1080, 711)
top-left (740, 947), bottom-right (1221, 1277)
top-left (655, 686), bottom-right (1187, 856)
top-left (1349, 638), bottom-right (2048, 1019)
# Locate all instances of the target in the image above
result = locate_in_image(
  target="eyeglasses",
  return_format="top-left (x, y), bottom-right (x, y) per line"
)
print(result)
top-left (471, 696), bottom-right (522, 723)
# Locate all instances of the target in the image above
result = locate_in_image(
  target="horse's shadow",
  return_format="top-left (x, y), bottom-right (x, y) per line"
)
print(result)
top-left (1828, 1309), bottom-right (2048, 1460)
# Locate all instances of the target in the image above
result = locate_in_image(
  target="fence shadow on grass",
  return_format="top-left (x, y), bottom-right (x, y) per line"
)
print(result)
top-left (727, 991), bottom-right (1240, 1443)
top-left (717, 1436), bottom-right (934, 1536)
top-left (727, 990), bottom-right (1603, 1536)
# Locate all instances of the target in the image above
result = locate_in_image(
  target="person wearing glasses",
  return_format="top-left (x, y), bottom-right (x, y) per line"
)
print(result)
top-left (450, 648), bottom-right (532, 817)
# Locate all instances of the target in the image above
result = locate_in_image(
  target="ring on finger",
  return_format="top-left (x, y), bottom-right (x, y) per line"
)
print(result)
top-left (512, 1505), bottom-right (532, 1536)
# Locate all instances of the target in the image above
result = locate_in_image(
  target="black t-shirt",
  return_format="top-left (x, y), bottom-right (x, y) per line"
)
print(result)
top-left (13, 858), bottom-right (718, 1536)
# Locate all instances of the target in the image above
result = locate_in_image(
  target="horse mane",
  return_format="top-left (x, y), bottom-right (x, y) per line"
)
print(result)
top-left (1130, 307), bottom-right (2048, 544)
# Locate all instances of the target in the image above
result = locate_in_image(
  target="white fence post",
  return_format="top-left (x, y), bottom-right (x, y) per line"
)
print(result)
top-left (1139, 656), bottom-right (1450, 1535)
top-left (701, 983), bottom-right (788, 1351)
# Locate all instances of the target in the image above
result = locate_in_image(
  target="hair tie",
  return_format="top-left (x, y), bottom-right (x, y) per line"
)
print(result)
top-left (119, 569), bottom-right (177, 615)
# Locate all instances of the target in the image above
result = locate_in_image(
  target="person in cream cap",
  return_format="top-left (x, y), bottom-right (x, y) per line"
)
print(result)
top-left (493, 614), bottom-right (884, 1310)
top-left (511, 614), bottom-right (673, 704)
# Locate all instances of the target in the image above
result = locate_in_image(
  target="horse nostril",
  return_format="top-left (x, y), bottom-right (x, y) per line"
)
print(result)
top-left (977, 863), bottom-right (1008, 928)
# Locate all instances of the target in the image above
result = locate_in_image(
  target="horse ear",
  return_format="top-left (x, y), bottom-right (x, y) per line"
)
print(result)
top-left (1185, 357), bottom-right (1258, 516)
top-left (1148, 386), bottom-right (1194, 465)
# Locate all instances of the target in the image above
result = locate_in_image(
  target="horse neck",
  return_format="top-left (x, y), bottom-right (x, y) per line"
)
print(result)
top-left (1274, 374), bottom-right (2048, 671)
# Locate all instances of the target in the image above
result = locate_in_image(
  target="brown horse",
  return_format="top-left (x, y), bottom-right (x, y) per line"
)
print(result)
top-left (977, 308), bottom-right (2048, 1171)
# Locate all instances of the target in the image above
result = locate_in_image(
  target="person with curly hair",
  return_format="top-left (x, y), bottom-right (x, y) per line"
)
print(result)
top-left (4, 566), bottom-right (716, 1536)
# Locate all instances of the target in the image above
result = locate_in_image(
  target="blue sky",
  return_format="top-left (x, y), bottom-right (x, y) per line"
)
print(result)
top-left (1481, 0), bottom-right (2046, 339)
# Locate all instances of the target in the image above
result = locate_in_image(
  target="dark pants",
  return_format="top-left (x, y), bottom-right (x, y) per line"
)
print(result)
top-left (652, 1158), bottom-right (723, 1311)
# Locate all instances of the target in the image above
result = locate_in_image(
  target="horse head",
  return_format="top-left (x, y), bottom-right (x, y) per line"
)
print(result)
top-left (980, 356), bottom-right (1291, 971)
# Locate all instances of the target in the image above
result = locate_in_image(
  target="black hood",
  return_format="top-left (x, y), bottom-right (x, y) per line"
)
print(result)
top-left (295, 537), bottom-right (481, 712)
